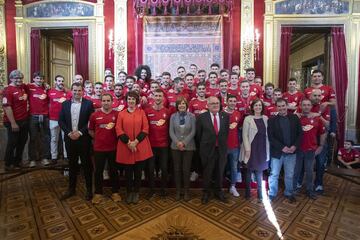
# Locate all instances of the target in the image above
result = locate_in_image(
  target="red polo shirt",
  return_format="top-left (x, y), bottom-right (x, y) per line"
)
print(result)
top-left (299, 115), bottom-right (325, 151)
top-left (304, 85), bottom-right (336, 103)
top-left (189, 98), bottom-right (208, 117)
top-left (2, 85), bottom-right (29, 122)
top-left (26, 83), bottom-right (49, 115)
top-left (88, 110), bottom-right (118, 151)
top-left (283, 91), bottom-right (304, 113)
top-left (338, 148), bottom-right (359, 163)
top-left (48, 88), bottom-right (67, 120)
top-left (144, 106), bottom-right (170, 147)
top-left (226, 110), bottom-right (243, 149)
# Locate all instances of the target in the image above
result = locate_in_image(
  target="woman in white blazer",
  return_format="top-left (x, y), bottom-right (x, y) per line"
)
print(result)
top-left (240, 99), bottom-right (269, 202)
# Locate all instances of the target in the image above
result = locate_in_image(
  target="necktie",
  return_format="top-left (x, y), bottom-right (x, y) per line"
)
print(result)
top-left (213, 113), bottom-right (219, 134)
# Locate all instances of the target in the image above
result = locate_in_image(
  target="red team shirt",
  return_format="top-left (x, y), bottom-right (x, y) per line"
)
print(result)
top-left (26, 83), bottom-right (49, 115)
top-left (189, 98), bottom-right (208, 117)
top-left (304, 85), bottom-right (336, 103)
top-left (145, 106), bottom-right (170, 148)
top-left (205, 87), bottom-right (220, 98)
top-left (226, 110), bottom-right (243, 149)
top-left (299, 116), bottom-right (325, 151)
top-left (337, 148), bottom-right (359, 163)
top-left (265, 104), bottom-right (278, 118)
top-left (2, 85), bottom-right (29, 122)
top-left (48, 88), bottom-right (67, 120)
top-left (283, 91), bottom-right (304, 113)
top-left (88, 110), bottom-right (118, 151)
top-left (249, 84), bottom-right (263, 99)
top-left (236, 95), bottom-right (257, 116)
top-left (228, 87), bottom-right (242, 97)
top-left (90, 97), bottom-right (102, 109)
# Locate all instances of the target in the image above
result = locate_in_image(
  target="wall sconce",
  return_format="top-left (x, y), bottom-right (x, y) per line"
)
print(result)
top-left (108, 29), bottom-right (114, 60)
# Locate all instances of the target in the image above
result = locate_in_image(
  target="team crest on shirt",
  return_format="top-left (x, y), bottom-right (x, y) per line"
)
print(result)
top-left (2, 97), bottom-right (7, 104)
top-left (229, 122), bottom-right (237, 129)
top-left (19, 94), bottom-right (27, 101)
top-left (58, 97), bottom-right (66, 103)
top-left (302, 124), bottom-right (314, 132)
top-left (250, 92), bottom-right (256, 96)
top-left (105, 122), bottom-right (115, 129)
top-left (156, 119), bottom-right (166, 126)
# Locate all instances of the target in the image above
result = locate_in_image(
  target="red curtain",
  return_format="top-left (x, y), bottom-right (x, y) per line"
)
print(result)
top-left (357, 48), bottom-right (360, 142)
top-left (254, 0), bottom-right (265, 78)
top-left (331, 27), bottom-right (348, 148)
top-left (30, 29), bottom-right (41, 81)
top-left (223, 0), bottom-right (240, 69)
top-left (278, 26), bottom-right (293, 92)
top-left (73, 28), bottom-right (89, 80)
top-left (104, 0), bottom-right (115, 72)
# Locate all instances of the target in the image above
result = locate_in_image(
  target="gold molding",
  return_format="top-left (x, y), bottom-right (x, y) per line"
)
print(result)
top-left (114, 0), bottom-right (128, 75)
top-left (15, 0), bottom-right (105, 83)
top-left (240, 0), bottom-right (254, 77)
top-left (265, 0), bottom-right (359, 138)
top-left (0, 0), bottom-right (6, 126)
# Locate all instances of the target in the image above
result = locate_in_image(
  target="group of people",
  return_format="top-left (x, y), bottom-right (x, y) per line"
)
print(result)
top-left (2, 63), bottom-right (358, 205)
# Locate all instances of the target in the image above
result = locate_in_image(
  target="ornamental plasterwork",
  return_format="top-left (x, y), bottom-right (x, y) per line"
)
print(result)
top-left (114, 0), bottom-right (127, 75)
top-left (274, 0), bottom-right (350, 15)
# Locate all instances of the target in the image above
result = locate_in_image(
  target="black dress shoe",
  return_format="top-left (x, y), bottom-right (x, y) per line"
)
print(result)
top-left (85, 192), bottom-right (93, 201)
top-left (126, 192), bottom-right (133, 204)
top-left (216, 193), bottom-right (228, 203)
top-left (160, 189), bottom-right (167, 198)
top-left (132, 192), bottom-right (139, 204)
top-left (201, 193), bottom-right (209, 204)
top-left (60, 190), bottom-right (75, 200)
top-left (146, 191), bottom-right (155, 200)
top-left (286, 196), bottom-right (296, 203)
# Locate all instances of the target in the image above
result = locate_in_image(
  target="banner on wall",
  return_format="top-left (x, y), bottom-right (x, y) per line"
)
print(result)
top-left (143, 16), bottom-right (223, 78)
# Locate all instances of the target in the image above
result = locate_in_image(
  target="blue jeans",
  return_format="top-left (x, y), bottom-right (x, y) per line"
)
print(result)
top-left (315, 143), bottom-right (328, 187)
top-left (227, 148), bottom-right (240, 185)
top-left (269, 154), bottom-right (296, 197)
top-left (246, 170), bottom-right (263, 199)
top-left (294, 150), bottom-right (315, 194)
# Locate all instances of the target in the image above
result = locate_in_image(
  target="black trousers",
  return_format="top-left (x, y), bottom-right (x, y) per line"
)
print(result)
top-left (147, 147), bottom-right (168, 190)
top-left (4, 119), bottom-right (29, 167)
top-left (28, 115), bottom-right (51, 161)
top-left (64, 136), bottom-right (92, 192)
top-left (124, 160), bottom-right (146, 193)
top-left (94, 151), bottom-right (119, 194)
top-left (201, 147), bottom-right (226, 194)
top-left (172, 150), bottom-right (193, 192)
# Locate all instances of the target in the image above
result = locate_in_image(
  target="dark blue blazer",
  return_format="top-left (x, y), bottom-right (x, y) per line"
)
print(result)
top-left (58, 98), bottom-right (94, 139)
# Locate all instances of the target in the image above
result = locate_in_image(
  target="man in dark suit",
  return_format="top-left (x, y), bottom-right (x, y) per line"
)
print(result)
top-left (196, 96), bottom-right (230, 203)
top-left (59, 82), bottom-right (94, 201)
top-left (267, 98), bottom-right (302, 203)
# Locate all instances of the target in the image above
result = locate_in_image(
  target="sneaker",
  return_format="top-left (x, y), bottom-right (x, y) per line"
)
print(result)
top-left (63, 170), bottom-right (69, 177)
top-left (41, 159), bottom-right (50, 166)
top-left (103, 170), bottom-right (109, 180)
top-left (296, 183), bottom-right (302, 189)
top-left (92, 194), bottom-right (103, 204)
top-left (111, 193), bottom-right (122, 203)
top-left (315, 185), bottom-right (324, 192)
top-left (229, 186), bottom-right (240, 197)
top-left (141, 171), bottom-right (146, 180)
top-left (307, 192), bottom-right (317, 200)
top-left (190, 171), bottom-right (198, 182)
top-left (29, 161), bottom-right (37, 168)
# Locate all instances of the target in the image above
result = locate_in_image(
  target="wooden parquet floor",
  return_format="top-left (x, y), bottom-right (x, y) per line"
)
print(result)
top-left (0, 170), bottom-right (359, 240)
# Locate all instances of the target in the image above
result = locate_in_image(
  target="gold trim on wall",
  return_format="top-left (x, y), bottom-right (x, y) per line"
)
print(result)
top-left (114, 0), bottom-right (128, 76)
top-left (14, 0), bottom-right (105, 83)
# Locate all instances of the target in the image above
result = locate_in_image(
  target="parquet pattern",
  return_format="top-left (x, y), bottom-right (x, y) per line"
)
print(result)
top-left (0, 170), bottom-right (359, 240)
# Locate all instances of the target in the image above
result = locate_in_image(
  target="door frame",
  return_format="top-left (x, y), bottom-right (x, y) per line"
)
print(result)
top-left (14, 0), bottom-right (105, 83)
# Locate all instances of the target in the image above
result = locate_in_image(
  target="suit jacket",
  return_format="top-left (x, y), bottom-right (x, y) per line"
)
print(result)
top-left (196, 111), bottom-right (229, 161)
top-left (267, 113), bottom-right (303, 159)
top-left (169, 112), bottom-right (196, 151)
top-left (58, 98), bottom-right (94, 140)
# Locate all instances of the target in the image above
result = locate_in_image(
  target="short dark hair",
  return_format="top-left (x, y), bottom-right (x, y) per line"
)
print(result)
top-left (154, 88), bottom-right (164, 95)
top-left (114, 83), bottom-right (123, 88)
top-left (218, 79), bottom-right (228, 85)
top-left (54, 75), bottom-right (64, 81)
top-left (33, 71), bottom-right (44, 78)
top-left (227, 94), bottom-right (237, 102)
top-left (230, 72), bottom-right (239, 77)
top-left (175, 96), bottom-right (188, 111)
top-left (210, 63), bottom-right (220, 68)
top-left (288, 77), bottom-right (297, 83)
top-left (95, 81), bottom-right (103, 86)
top-left (274, 88), bottom-right (282, 94)
top-left (185, 73), bottom-right (194, 78)
top-left (105, 74), bottom-right (114, 80)
top-left (84, 80), bottom-right (93, 86)
top-left (208, 71), bottom-right (218, 77)
top-left (173, 77), bottom-right (184, 84)
top-left (275, 98), bottom-right (288, 105)
top-left (71, 82), bottom-right (83, 90)
top-left (198, 69), bottom-right (206, 74)
top-left (265, 83), bottom-right (274, 89)
top-left (177, 66), bottom-right (185, 71)
top-left (101, 93), bottom-right (113, 101)
top-left (118, 71), bottom-right (127, 76)
top-left (190, 63), bottom-right (198, 68)
top-left (250, 98), bottom-right (265, 115)
top-left (162, 72), bottom-right (171, 77)
top-left (344, 140), bottom-right (354, 145)
top-left (245, 67), bottom-right (256, 73)
top-left (126, 76), bottom-right (136, 82)
top-left (220, 69), bottom-right (229, 74)
top-left (125, 91), bottom-right (140, 104)
top-left (312, 70), bottom-right (324, 76)
top-left (197, 82), bottom-right (206, 88)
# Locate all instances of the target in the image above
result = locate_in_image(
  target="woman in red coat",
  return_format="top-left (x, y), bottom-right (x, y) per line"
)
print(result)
top-left (116, 91), bottom-right (153, 204)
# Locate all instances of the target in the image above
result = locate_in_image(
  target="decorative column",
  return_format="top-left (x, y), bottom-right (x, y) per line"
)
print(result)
top-left (95, 0), bottom-right (105, 82)
top-left (240, 0), bottom-right (254, 77)
top-left (0, 0), bottom-right (7, 126)
top-left (263, 0), bottom-right (274, 85)
top-left (114, 0), bottom-right (128, 75)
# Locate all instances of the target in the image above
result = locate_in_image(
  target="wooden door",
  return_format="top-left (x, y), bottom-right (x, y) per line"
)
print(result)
top-left (49, 39), bottom-right (74, 89)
